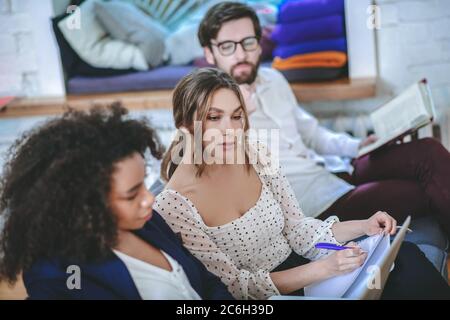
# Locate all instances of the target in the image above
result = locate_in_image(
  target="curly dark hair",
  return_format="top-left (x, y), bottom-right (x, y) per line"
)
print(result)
top-left (198, 2), bottom-right (261, 48)
top-left (0, 103), bottom-right (164, 283)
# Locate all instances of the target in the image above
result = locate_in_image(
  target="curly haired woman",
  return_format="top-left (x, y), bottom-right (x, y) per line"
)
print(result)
top-left (0, 103), bottom-right (233, 300)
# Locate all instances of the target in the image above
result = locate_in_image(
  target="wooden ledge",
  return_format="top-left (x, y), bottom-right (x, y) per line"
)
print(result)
top-left (1, 78), bottom-right (376, 119)
top-left (0, 90), bottom-right (174, 119)
top-left (291, 77), bottom-right (376, 103)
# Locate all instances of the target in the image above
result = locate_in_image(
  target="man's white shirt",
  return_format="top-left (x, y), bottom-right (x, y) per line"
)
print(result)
top-left (248, 67), bottom-right (361, 217)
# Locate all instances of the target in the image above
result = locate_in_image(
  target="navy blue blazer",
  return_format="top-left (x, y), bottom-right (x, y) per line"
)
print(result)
top-left (23, 210), bottom-right (234, 300)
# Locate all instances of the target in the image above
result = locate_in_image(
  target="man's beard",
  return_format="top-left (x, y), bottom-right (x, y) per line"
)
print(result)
top-left (229, 58), bottom-right (261, 85)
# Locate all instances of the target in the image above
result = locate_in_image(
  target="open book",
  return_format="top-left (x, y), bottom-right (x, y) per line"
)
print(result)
top-left (358, 79), bottom-right (436, 158)
top-left (304, 234), bottom-right (390, 298)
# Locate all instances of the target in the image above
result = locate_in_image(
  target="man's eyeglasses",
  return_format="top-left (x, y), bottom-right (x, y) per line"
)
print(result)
top-left (211, 36), bottom-right (259, 57)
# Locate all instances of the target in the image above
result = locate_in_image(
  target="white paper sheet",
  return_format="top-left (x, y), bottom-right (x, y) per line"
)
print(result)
top-left (304, 234), bottom-right (390, 298)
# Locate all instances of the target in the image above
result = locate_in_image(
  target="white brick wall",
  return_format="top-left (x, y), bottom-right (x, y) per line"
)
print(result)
top-left (304, 0), bottom-right (450, 149)
top-left (0, 0), bottom-right (65, 97)
top-left (0, 0), bottom-right (38, 96)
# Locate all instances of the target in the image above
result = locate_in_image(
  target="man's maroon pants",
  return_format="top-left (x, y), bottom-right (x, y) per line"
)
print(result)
top-left (319, 138), bottom-right (450, 236)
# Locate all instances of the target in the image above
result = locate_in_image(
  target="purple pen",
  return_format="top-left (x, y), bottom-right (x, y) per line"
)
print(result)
top-left (314, 243), bottom-right (353, 251)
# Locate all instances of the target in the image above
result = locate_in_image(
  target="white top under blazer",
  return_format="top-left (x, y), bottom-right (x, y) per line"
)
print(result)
top-left (113, 249), bottom-right (201, 300)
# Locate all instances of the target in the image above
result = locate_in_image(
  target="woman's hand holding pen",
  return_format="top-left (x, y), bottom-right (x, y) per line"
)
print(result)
top-left (320, 242), bottom-right (368, 277)
top-left (318, 211), bottom-right (397, 278)
top-left (273, 211), bottom-right (398, 289)
top-left (271, 241), bottom-right (368, 291)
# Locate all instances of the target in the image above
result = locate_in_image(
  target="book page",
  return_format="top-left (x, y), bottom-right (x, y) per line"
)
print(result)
top-left (372, 83), bottom-right (428, 138)
top-left (420, 82), bottom-right (437, 118)
top-left (304, 235), bottom-right (386, 298)
top-left (358, 82), bottom-right (432, 157)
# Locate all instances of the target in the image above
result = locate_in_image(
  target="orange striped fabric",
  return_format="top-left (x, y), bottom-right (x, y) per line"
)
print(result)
top-left (272, 51), bottom-right (348, 70)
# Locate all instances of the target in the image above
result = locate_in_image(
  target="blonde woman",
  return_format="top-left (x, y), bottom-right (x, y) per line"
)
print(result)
top-left (155, 68), bottom-right (450, 300)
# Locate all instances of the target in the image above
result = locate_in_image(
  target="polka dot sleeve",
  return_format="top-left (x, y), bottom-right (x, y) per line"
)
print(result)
top-left (154, 190), bottom-right (281, 300)
top-left (257, 162), bottom-right (344, 261)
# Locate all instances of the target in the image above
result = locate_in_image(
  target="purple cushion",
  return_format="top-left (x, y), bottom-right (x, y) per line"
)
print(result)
top-left (192, 57), bottom-right (214, 68)
top-left (271, 15), bottom-right (345, 45)
top-left (68, 65), bottom-right (197, 94)
top-left (273, 37), bottom-right (347, 59)
top-left (260, 25), bottom-right (276, 60)
top-left (280, 66), bottom-right (347, 83)
top-left (278, 0), bottom-right (345, 24)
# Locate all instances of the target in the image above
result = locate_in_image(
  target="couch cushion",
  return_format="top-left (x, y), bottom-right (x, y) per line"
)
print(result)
top-left (406, 216), bottom-right (449, 251)
top-left (416, 244), bottom-right (448, 279)
top-left (165, 23), bottom-right (204, 66)
top-left (280, 66), bottom-right (347, 82)
top-left (404, 216), bottom-right (448, 279)
top-left (273, 37), bottom-right (347, 59)
top-left (52, 13), bottom-right (138, 78)
top-left (95, 0), bottom-right (168, 68)
top-left (278, 0), bottom-right (345, 24)
top-left (67, 65), bottom-right (196, 94)
top-left (67, 62), bottom-right (274, 94)
top-left (272, 15), bottom-right (346, 46)
top-left (58, 0), bottom-right (148, 71)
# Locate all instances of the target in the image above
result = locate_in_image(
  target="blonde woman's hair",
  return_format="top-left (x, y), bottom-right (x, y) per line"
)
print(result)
top-left (161, 67), bottom-right (251, 181)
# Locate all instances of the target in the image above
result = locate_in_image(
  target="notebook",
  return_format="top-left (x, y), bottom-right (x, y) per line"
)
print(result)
top-left (270, 217), bottom-right (411, 300)
top-left (304, 234), bottom-right (390, 298)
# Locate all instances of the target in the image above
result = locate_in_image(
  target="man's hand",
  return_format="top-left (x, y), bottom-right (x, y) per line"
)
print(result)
top-left (239, 84), bottom-right (257, 115)
top-left (359, 134), bottom-right (378, 149)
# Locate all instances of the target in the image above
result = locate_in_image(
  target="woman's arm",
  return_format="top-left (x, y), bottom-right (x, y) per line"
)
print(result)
top-left (331, 220), bottom-right (366, 243)
top-left (258, 160), bottom-right (346, 261)
top-left (270, 247), bottom-right (367, 294)
top-left (270, 259), bottom-right (327, 294)
top-left (331, 211), bottom-right (398, 243)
